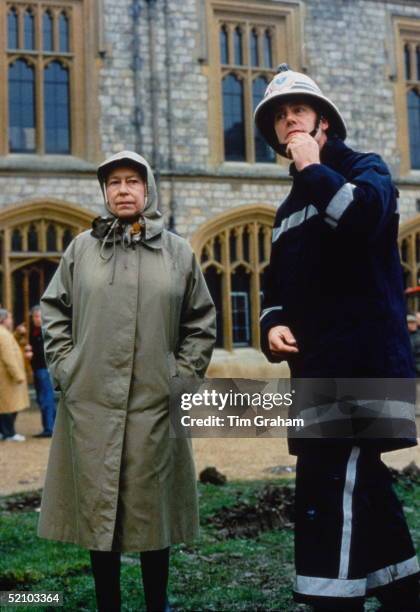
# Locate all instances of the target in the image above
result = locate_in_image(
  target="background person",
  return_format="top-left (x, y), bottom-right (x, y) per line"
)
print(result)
top-left (14, 322), bottom-right (33, 383)
top-left (407, 314), bottom-right (420, 377)
top-left (29, 305), bottom-right (56, 438)
top-left (0, 308), bottom-right (29, 442)
top-left (255, 65), bottom-right (419, 612)
top-left (37, 151), bottom-right (216, 612)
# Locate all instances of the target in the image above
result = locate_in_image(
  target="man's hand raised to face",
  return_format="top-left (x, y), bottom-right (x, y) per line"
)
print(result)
top-left (268, 325), bottom-right (299, 357)
top-left (286, 131), bottom-right (320, 172)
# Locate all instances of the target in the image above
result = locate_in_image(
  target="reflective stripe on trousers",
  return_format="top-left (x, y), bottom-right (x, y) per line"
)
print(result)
top-left (293, 445), bottom-right (419, 606)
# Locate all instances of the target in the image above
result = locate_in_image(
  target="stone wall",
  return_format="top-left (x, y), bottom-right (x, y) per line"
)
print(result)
top-left (0, 0), bottom-right (419, 236)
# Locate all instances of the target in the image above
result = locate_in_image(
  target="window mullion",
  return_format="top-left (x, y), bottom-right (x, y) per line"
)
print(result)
top-left (21, 224), bottom-right (28, 251)
top-left (257, 26), bottom-right (264, 69)
top-left (227, 23), bottom-right (234, 68)
top-left (39, 219), bottom-right (46, 252)
top-left (53, 8), bottom-right (59, 52)
top-left (244, 68), bottom-right (253, 162)
top-left (222, 229), bottom-right (233, 351)
top-left (36, 3), bottom-right (42, 54)
top-left (250, 222), bottom-right (260, 349)
top-left (2, 228), bottom-right (12, 311)
top-left (17, 6), bottom-right (24, 50)
top-left (409, 42), bottom-right (416, 82)
top-left (243, 21), bottom-right (250, 67)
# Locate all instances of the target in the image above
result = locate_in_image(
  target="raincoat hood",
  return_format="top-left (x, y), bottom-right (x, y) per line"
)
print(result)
top-left (96, 151), bottom-right (164, 243)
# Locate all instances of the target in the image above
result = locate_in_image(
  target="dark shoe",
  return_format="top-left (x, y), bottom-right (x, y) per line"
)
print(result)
top-left (33, 431), bottom-right (52, 438)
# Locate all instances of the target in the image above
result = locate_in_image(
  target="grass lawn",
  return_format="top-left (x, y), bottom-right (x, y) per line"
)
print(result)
top-left (0, 479), bottom-right (418, 611)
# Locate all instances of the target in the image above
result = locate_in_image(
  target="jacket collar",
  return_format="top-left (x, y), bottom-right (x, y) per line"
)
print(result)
top-left (91, 216), bottom-right (162, 250)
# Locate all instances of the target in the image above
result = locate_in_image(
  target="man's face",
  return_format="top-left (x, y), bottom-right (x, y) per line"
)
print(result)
top-left (106, 166), bottom-right (146, 221)
top-left (408, 320), bottom-right (418, 333)
top-left (274, 100), bottom-right (329, 146)
top-left (32, 310), bottom-right (42, 327)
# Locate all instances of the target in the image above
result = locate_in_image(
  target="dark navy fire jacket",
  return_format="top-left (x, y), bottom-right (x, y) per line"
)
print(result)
top-left (260, 137), bottom-right (416, 452)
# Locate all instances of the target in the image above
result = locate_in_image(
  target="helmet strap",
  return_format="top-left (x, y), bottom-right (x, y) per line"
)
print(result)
top-left (309, 114), bottom-right (322, 138)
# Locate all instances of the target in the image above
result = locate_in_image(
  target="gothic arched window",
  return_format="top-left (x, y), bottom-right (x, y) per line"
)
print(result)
top-left (193, 206), bottom-right (275, 350)
top-left (2, 1), bottom-right (91, 157)
top-left (213, 5), bottom-right (293, 164)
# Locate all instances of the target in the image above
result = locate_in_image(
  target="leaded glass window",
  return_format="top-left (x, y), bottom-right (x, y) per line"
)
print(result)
top-left (43, 11), bottom-right (53, 51)
top-left (24, 10), bottom-right (35, 50)
top-left (8, 9), bottom-right (18, 49)
top-left (8, 59), bottom-right (36, 152)
top-left (44, 61), bottom-right (70, 153)
top-left (197, 211), bottom-right (275, 351)
top-left (223, 74), bottom-right (245, 161)
top-left (59, 13), bottom-right (70, 52)
top-left (215, 12), bottom-right (284, 163)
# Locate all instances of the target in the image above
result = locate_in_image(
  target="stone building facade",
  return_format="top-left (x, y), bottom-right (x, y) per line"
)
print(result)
top-left (1, 0), bottom-right (420, 372)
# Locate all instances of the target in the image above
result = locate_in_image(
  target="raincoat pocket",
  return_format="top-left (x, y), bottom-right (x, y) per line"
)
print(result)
top-left (167, 352), bottom-right (179, 378)
top-left (57, 346), bottom-right (80, 394)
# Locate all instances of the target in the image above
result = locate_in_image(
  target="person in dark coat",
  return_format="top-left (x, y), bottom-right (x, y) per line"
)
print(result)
top-left (30, 305), bottom-right (56, 437)
top-left (254, 65), bottom-right (419, 611)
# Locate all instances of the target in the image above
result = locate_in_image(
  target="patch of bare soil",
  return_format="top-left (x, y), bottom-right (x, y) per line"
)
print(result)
top-left (207, 484), bottom-right (295, 539)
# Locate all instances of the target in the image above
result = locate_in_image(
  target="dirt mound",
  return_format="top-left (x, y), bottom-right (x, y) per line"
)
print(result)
top-left (207, 484), bottom-right (295, 539)
top-left (0, 490), bottom-right (41, 512)
top-left (199, 466), bottom-right (227, 485)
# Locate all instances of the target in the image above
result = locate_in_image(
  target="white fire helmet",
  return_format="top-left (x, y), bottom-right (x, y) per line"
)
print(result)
top-left (254, 64), bottom-right (347, 156)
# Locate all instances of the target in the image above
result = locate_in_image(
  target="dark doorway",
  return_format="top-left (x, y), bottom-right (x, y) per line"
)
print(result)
top-left (12, 259), bottom-right (58, 326)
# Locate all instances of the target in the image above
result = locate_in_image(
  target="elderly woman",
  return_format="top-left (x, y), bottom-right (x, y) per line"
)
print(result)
top-left (38, 151), bottom-right (216, 611)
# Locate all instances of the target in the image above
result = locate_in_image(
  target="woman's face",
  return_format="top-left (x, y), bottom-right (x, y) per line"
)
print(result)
top-left (106, 166), bottom-right (146, 221)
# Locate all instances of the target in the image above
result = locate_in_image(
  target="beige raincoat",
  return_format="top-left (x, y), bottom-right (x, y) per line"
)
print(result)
top-left (38, 152), bottom-right (216, 552)
top-left (0, 325), bottom-right (29, 414)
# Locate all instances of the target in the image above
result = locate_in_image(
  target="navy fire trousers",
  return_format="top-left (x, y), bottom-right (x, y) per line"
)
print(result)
top-left (293, 446), bottom-right (419, 610)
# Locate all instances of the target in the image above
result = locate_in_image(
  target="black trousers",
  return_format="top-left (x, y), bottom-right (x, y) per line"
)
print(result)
top-left (293, 446), bottom-right (419, 611)
top-left (90, 547), bottom-right (170, 612)
top-left (0, 413), bottom-right (17, 438)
